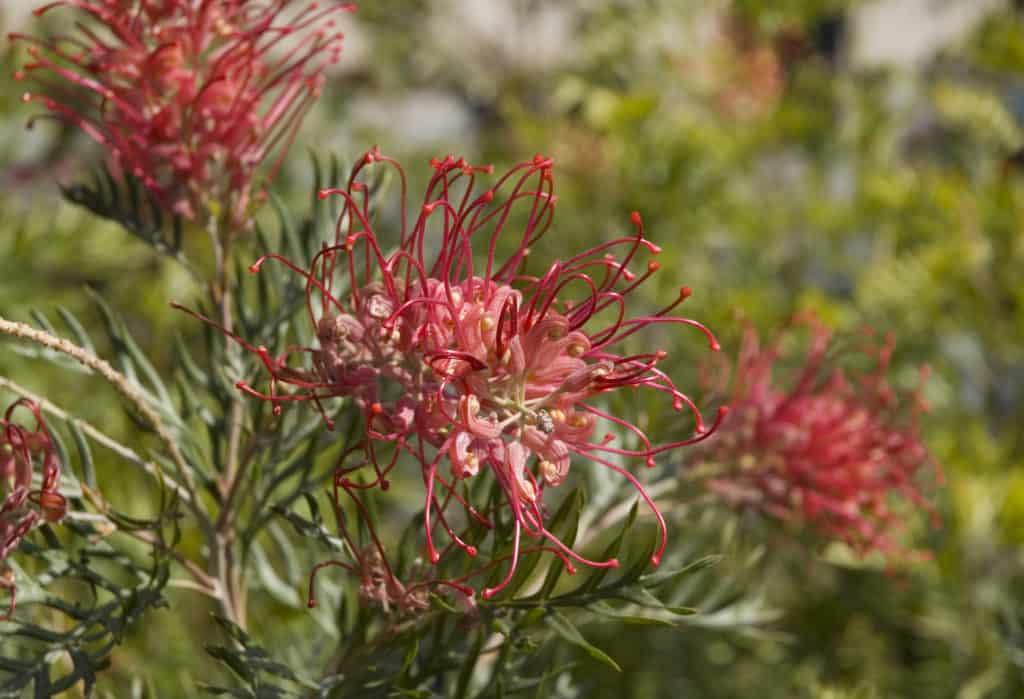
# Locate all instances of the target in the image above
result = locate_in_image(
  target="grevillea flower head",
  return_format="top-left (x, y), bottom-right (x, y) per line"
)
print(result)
top-left (693, 315), bottom-right (940, 558)
top-left (180, 148), bottom-right (725, 599)
top-left (11, 0), bottom-right (355, 226)
top-left (1, 399), bottom-right (66, 619)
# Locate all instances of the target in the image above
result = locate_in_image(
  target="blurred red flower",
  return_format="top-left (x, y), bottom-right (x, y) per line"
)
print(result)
top-left (12, 0), bottom-right (355, 226)
top-left (697, 315), bottom-right (941, 558)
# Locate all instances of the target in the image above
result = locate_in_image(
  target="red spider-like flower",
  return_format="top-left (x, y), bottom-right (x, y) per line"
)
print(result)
top-left (11, 0), bottom-right (355, 226)
top-left (180, 148), bottom-right (725, 599)
top-left (694, 316), bottom-right (940, 557)
top-left (1, 399), bottom-right (67, 620)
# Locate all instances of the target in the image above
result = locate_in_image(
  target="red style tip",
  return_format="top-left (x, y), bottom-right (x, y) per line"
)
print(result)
top-left (649, 554), bottom-right (661, 566)
top-left (630, 211), bottom-right (642, 225)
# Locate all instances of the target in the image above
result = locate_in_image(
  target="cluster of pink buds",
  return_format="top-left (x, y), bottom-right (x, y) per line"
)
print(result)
top-left (181, 148), bottom-right (725, 602)
top-left (11, 0), bottom-right (355, 226)
top-left (306, 475), bottom-right (475, 615)
top-left (1, 399), bottom-right (67, 620)
top-left (694, 315), bottom-right (940, 557)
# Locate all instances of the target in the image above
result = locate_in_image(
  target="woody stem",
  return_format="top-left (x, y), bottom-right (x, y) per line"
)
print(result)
top-left (206, 215), bottom-right (249, 629)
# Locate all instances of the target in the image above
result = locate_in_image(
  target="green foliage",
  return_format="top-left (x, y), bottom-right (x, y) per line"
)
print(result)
top-left (0, 403), bottom-right (173, 697)
top-left (61, 165), bottom-right (187, 267)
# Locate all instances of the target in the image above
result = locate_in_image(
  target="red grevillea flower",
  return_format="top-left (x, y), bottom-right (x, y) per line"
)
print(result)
top-left (180, 148), bottom-right (725, 599)
top-left (694, 316), bottom-right (940, 557)
top-left (11, 1), bottom-right (355, 225)
top-left (1, 399), bottom-right (67, 620)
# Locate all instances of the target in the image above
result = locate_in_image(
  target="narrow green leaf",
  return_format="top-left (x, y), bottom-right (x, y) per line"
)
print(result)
top-left (532, 488), bottom-right (584, 601)
top-left (453, 629), bottom-right (484, 699)
top-left (399, 637), bottom-right (419, 678)
top-left (577, 499), bottom-right (639, 594)
top-left (617, 586), bottom-right (664, 608)
top-left (545, 610), bottom-right (621, 672)
top-left (204, 645), bottom-right (255, 685)
top-left (641, 554), bottom-right (723, 589)
top-left (617, 527), bottom-right (658, 584)
top-left (57, 306), bottom-right (96, 355)
top-left (429, 593), bottom-right (457, 614)
top-left (68, 419), bottom-right (97, 488)
top-left (29, 309), bottom-right (59, 337)
top-left (87, 287), bottom-right (175, 410)
top-left (173, 334), bottom-right (211, 388)
top-left (251, 542), bottom-right (302, 608)
top-left (268, 522), bottom-right (301, 583)
top-left (588, 602), bottom-right (675, 626)
top-left (211, 614), bottom-right (252, 646)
